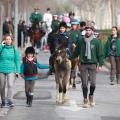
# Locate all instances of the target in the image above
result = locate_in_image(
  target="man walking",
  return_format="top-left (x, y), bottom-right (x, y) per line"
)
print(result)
top-left (69, 25), bottom-right (104, 108)
top-left (3, 18), bottom-right (10, 36)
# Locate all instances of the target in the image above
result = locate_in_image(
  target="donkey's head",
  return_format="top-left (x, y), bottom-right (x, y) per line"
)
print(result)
top-left (55, 45), bottom-right (67, 65)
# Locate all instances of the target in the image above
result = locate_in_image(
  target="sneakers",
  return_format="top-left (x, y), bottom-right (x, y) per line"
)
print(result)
top-left (83, 99), bottom-right (88, 108)
top-left (89, 95), bottom-right (95, 107)
top-left (7, 101), bottom-right (14, 107)
top-left (1, 101), bottom-right (6, 108)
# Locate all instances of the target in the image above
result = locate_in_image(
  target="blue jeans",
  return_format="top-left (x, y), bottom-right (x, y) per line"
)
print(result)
top-left (40, 36), bottom-right (45, 50)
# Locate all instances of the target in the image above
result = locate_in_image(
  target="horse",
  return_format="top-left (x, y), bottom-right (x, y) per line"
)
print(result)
top-left (30, 18), bottom-right (42, 54)
top-left (69, 44), bottom-right (79, 89)
top-left (54, 45), bottom-right (71, 105)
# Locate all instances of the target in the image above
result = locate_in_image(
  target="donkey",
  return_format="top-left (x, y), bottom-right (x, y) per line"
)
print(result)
top-left (54, 45), bottom-right (71, 105)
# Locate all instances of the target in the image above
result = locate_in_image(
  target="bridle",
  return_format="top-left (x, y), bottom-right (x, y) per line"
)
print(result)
top-left (56, 49), bottom-right (67, 63)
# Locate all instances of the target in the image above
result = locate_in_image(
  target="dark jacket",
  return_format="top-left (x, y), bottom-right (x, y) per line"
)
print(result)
top-left (54, 32), bottom-right (72, 50)
top-left (3, 21), bottom-right (9, 36)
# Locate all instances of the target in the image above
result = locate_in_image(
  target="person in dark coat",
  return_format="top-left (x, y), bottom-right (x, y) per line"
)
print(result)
top-left (3, 18), bottom-right (10, 36)
top-left (18, 20), bottom-right (23, 47)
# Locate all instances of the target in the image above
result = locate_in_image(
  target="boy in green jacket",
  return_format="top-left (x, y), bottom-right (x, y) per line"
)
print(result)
top-left (69, 25), bottom-right (104, 108)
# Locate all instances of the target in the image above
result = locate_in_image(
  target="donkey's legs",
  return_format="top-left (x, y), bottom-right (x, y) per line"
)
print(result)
top-left (63, 76), bottom-right (69, 103)
top-left (56, 84), bottom-right (59, 104)
top-left (59, 80), bottom-right (63, 105)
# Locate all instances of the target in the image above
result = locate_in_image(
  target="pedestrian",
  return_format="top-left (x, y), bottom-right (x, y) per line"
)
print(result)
top-left (21, 21), bottom-right (27, 45)
top-left (8, 19), bottom-right (14, 38)
top-left (69, 19), bottom-right (81, 46)
top-left (51, 14), bottom-right (60, 31)
top-left (80, 21), bottom-right (86, 32)
top-left (3, 18), bottom-right (10, 36)
top-left (94, 29), bottom-right (100, 40)
top-left (0, 34), bottom-right (20, 108)
top-left (29, 6), bottom-right (43, 23)
top-left (58, 15), bottom-right (63, 22)
top-left (20, 46), bottom-right (49, 107)
top-left (68, 25), bottom-right (104, 108)
top-left (69, 19), bottom-right (82, 77)
top-left (47, 22), bottom-right (72, 75)
top-left (104, 26), bottom-right (120, 85)
top-left (69, 11), bottom-right (75, 22)
top-left (18, 20), bottom-right (23, 48)
top-left (43, 8), bottom-right (52, 22)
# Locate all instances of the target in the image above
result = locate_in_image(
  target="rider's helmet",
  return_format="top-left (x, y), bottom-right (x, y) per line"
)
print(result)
top-left (25, 46), bottom-right (35, 55)
top-left (71, 19), bottom-right (79, 25)
top-left (59, 22), bottom-right (67, 29)
top-left (63, 16), bottom-right (70, 23)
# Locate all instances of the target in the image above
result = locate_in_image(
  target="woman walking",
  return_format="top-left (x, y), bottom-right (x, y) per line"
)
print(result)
top-left (104, 26), bottom-right (120, 85)
top-left (0, 34), bottom-right (20, 108)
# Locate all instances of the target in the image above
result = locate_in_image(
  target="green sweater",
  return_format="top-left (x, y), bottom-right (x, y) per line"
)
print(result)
top-left (29, 12), bottom-right (43, 23)
top-left (69, 37), bottom-right (104, 66)
top-left (0, 44), bottom-right (20, 73)
top-left (69, 30), bottom-right (82, 45)
top-left (104, 34), bottom-right (120, 58)
top-left (51, 20), bottom-right (60, 31)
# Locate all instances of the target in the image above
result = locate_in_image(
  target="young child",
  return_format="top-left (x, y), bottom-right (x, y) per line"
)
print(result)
top-left (20, 46), bottom-right (49, 107)
top-left (47, 22), bottom-right (72, 75)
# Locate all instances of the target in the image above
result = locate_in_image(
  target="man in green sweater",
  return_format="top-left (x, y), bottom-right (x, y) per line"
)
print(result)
top-left (69, 25), bottom-right (104, 108)
top-left (29, 6), bottom-right (43, 23)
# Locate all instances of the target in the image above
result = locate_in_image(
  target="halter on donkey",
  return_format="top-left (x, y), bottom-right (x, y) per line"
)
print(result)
top-left (54, 45), bottom-right (71, 105)
top-left (30, 18), bottom-right (42, 54)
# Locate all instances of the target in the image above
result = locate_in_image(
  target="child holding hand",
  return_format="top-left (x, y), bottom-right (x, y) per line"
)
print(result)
top-left (20, 46), bottom-right (49, 107)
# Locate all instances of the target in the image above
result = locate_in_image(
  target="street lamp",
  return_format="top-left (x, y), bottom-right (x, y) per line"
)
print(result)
top-left (14, 0), bottom-right (18, 48)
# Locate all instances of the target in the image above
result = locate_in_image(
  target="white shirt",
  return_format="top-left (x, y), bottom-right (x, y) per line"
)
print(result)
top-left (43, 13), bottom-right (52, 22)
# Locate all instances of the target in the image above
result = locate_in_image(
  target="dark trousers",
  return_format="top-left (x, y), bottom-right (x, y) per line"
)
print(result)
top-left (109, 56), bottom-right (120, 81)
top-left (25, 80), bottom-right (35, 94)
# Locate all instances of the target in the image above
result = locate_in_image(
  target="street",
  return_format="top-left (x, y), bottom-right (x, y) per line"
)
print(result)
top-left (0, 50), bottom-right (120, 120)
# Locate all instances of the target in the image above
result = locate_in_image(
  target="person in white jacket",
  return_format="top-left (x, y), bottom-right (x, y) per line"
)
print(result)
top-left (43, 8), bottom-right (52, 22)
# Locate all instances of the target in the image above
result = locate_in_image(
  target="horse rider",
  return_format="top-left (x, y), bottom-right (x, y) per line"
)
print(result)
top-left (51, 14), bottom-right (60, 31)
top-left (29, 6), bottom-right (43, 24)
top-left (47, 22), bottom-right (72, 75)
top-left (43, 8), bottom-right (52, 22)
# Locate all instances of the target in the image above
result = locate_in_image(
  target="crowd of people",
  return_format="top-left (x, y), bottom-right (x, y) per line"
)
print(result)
top-left (0, 6), bottom-right (120, 109)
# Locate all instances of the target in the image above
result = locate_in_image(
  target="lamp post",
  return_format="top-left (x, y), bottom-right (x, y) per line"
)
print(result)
top-left (14, 0), bottom-right (18, 48)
